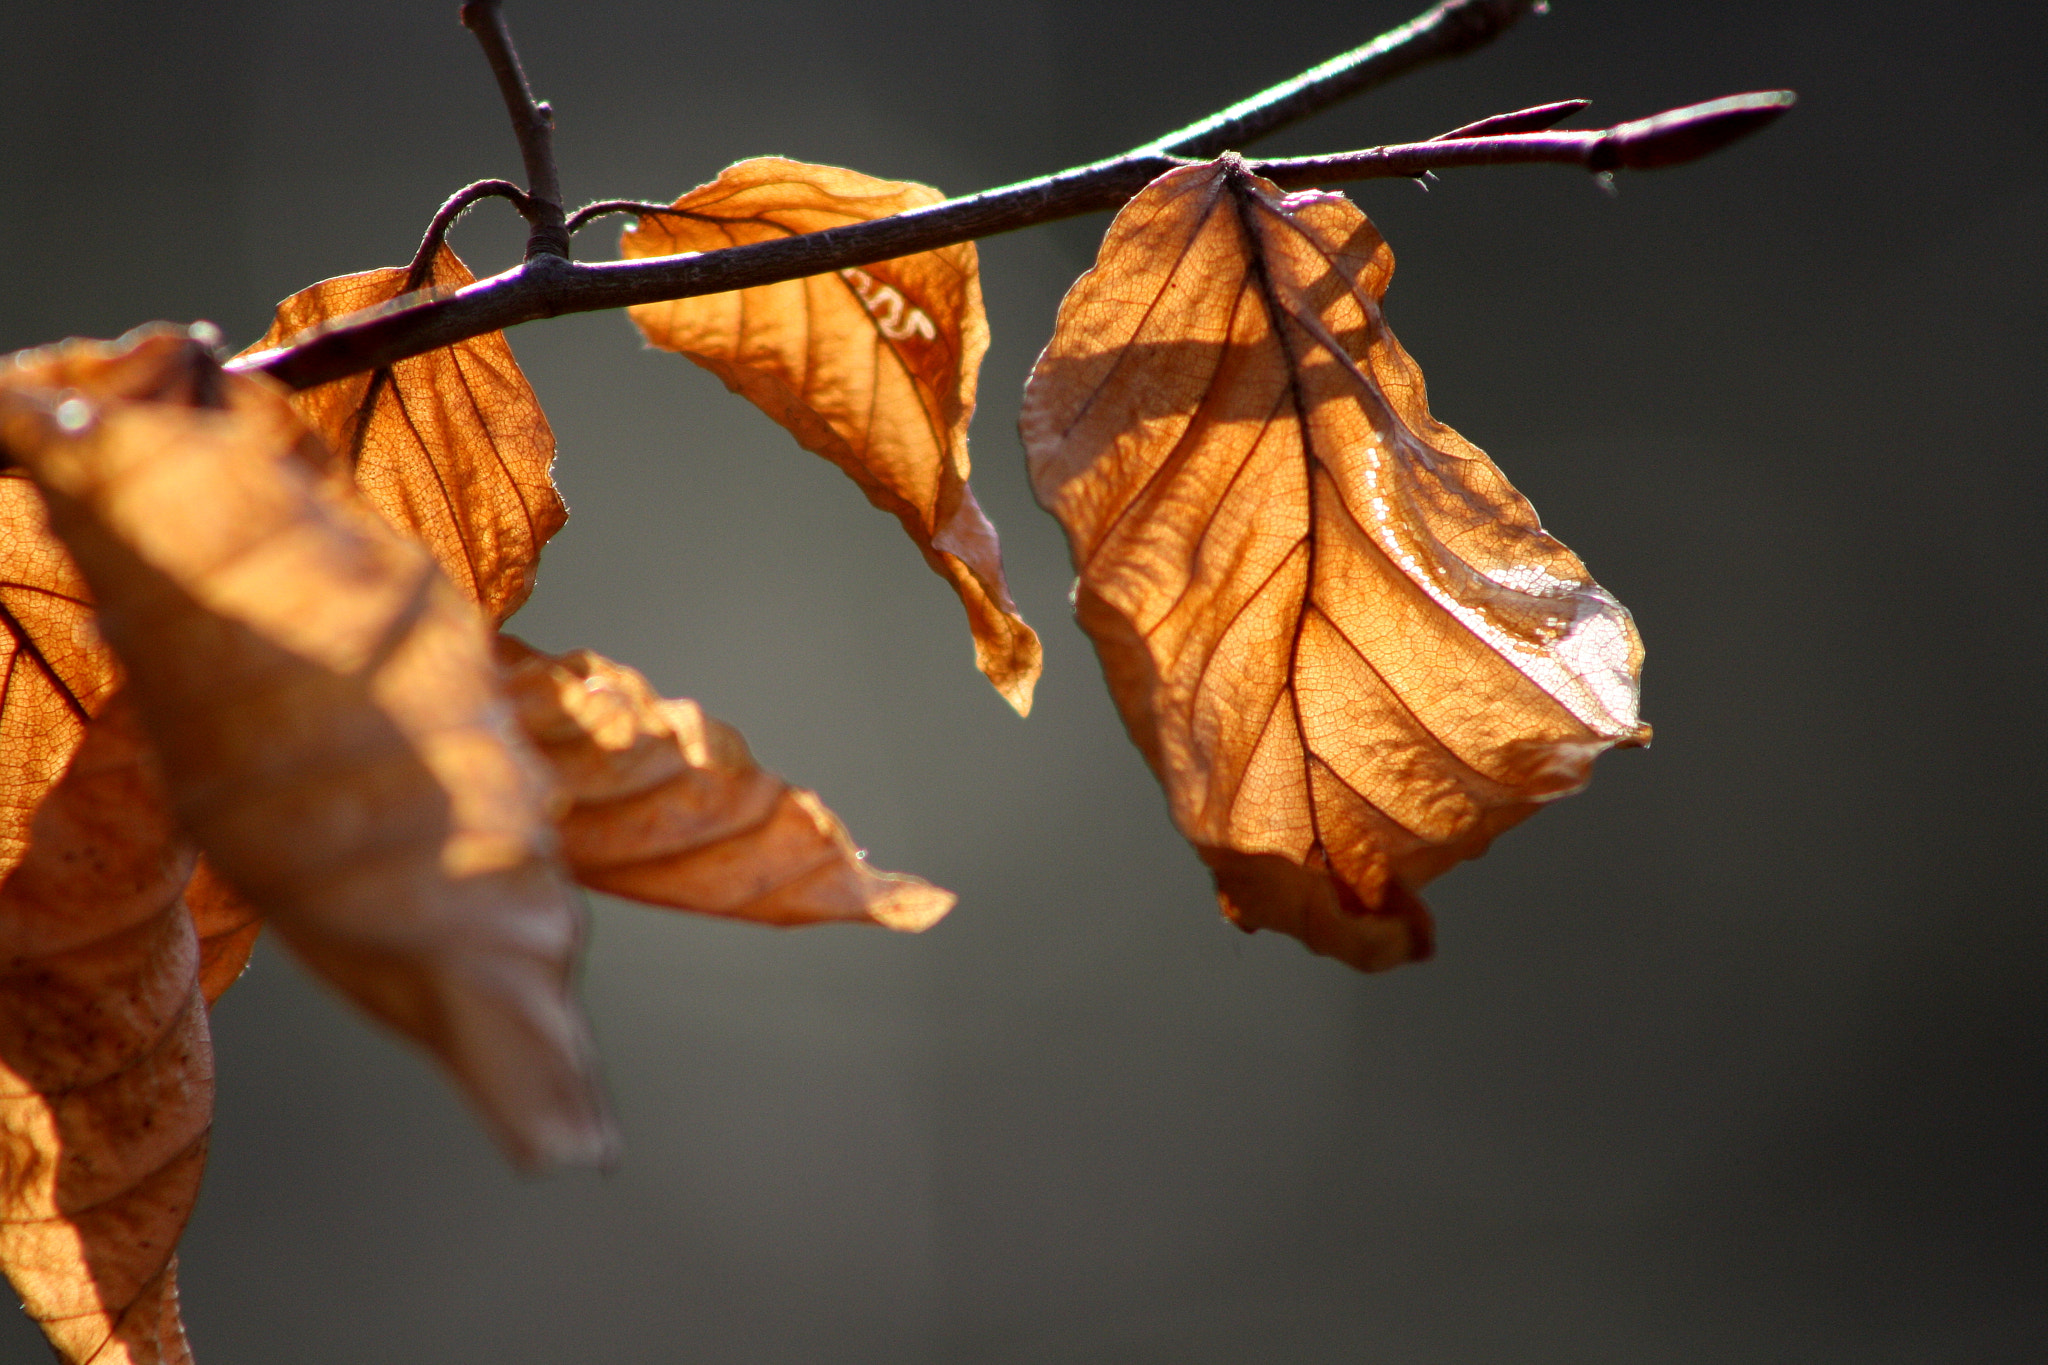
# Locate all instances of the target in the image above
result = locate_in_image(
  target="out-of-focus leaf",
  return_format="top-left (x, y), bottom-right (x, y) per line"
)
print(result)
top-left (1022, 159), bottom-right (1648, 972)
top-left (498, 636), bottom-right (952, 931)
top-left (246, 246), bottom-right (567, 626)
top-left (619, 159), bottom-right (1040, 713)
top-left (0, 696), bottom-right (207, 1365)
top-left (0, 332), bottom-right (226, 871)
top-left (184, 859), bottom-right (259, 1007)
top-left (0, 332), bottom-right (613, 1168)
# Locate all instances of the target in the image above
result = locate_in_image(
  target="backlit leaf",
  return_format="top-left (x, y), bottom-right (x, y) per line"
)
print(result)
top-left (619, 158), bottom-right (1040, 713)
top-left (0, 332), bottom-right (613, 1168)
top-left (247, 246), bottom-right (567, 626)
top-left (185, 859), bottom-right (259, 1007)
top-left (498, 636), bottom-right (952, 931)
top-left (0, 475), bottom-right (113, 875)
top-left (0, 696), bottom-right (207, 1365)
top-left (0, 333), bottom-right (223, 872)
top-left (1022, 158), bottom-right (1648, 972)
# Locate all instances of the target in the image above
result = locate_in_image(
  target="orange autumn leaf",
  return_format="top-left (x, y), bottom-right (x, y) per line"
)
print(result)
top-left (0, 332), bottom-right (232, 870)
top-left (0, 473), bottom-right (114, 873)
top-left (619, 158), bottom-right (1040, 714)
top-left (185, 859), bottom-right (259, 1007)
top-left (1, 337), bottom-right (258, 1014)
top-left (0, 333), bottom-right (612, 1169)
top-left (0, 696), bottom-right (207, 1365)
top-left (498, 636), bottom-right (952, 931)
top-left (246, 245), bottom-right (567, 626)
top-left (1021, 158), bottom-right (1649, 972)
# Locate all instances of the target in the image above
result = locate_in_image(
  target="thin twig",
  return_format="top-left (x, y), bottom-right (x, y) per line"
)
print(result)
top-left (558, 1), bottom-right (1548, 239)
top-left (237, 88), bottom-right (1792, 392)
top-left (236, 0), bottom-right (1788, 396)
top-left (459, 0), bottom-right (570, 260)
top-left (404, 180), bottom-right (535, 290)
top-left (248, 0), bottom-right (1545, 386)
top-left (1147, 0), bottom-right (1543, 157)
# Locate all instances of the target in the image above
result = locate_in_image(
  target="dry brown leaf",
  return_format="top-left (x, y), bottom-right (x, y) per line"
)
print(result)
top-left (1021, 158), bottom-right (1649, 972)
top-left (0, 695), bottom-right (207, 1365)
top-left (3, 336), bottom-right (264, 1013)
top-left (185, 859), bottom-right (259, 1007)
top-left (0, 332), bottom-right (613, 1168)
top-left (246, 245), bottom-right (567, 626)
top-left (498, 635), bottom-right (953, 931)
top-left (619, 158), bottom-right (1040, 713)
top-left (0, 473), bottom-right (114, 874)
top-left (0, 331), bottom-right (232, 873)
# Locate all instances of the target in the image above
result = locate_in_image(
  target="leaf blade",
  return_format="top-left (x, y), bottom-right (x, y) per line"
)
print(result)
top-left (0, 696), bottom-right (206, 1365)
top-left (619, 158), bottom-right (1040, 713)
top-left (499, 636), bottom-right (953, 932)
top-left (246, 246), bottom-right (567, 627)
top-left (0, 333), bottom-right (612, 1167)
top-left (185, 858), bottom-right (260, 1006)
top-left (1023, 160), bottom-right (1648, 971)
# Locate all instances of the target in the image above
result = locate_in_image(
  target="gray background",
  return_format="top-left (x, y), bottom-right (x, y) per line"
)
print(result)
top-left (3, 1), bottom-right (2043, 1361)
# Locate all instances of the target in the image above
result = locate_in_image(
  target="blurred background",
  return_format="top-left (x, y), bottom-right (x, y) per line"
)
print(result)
top-left (2, 1), bottom-right (2043, 1360)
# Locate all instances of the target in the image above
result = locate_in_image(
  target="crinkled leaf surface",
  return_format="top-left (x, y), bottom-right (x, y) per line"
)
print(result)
top-left (246, 246), bottom-right (567, 626)
top-left (0, 333), bottom-right (612, 1168)
top-left (0, 696), bottom-right (206, 1365)
top-left (620, 158), bottom-right (1040, 713)
top-left (1022, 159), bottom-right (1648, 972)
top-left (499, 636), bottom-right (952, 931)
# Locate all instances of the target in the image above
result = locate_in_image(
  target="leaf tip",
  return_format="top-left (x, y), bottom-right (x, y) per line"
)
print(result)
top-left (507, 1099), bottom-right (623, 1174)
top-left (1206, 849), bottom-right (1435, 973)
top-left (866, 877), bottom-right (957, 933)
top-left (995, 668), bottom-right (1038, 718)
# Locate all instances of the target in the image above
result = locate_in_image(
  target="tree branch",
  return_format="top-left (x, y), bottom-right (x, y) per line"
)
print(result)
top-left (234, 0), bottom-right (1790, 395)
top-left (459, 0), bottom-right (570, 260)
top-left (1147, 0), bottom-right (1543, 158)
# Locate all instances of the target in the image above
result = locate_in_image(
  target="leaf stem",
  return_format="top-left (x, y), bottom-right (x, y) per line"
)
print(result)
top-left (565, 200), bottom-right (690, 235)
top-left (404, 180), bottom-right (535, 291)
top-left (236, 0), bottom-right (1790, 394)
top-left (459, 1), bottom-right (570, 260)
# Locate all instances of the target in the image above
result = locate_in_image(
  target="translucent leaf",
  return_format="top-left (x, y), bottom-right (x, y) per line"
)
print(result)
top-left (499, 636), bottom-right (952, 931)
top-left (620, 158), bottom-right (1040, 713)
top-left (246, 246), bottom-right (567, 626)
top-left (0, 697), bottom-right (206, 1365)
top-left (185, 859), bottom-right (259, 1007)
top-left (0, 332), bottom-right (612, 1167)
top-left (1022, 159), bottom-right (1648, 971)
